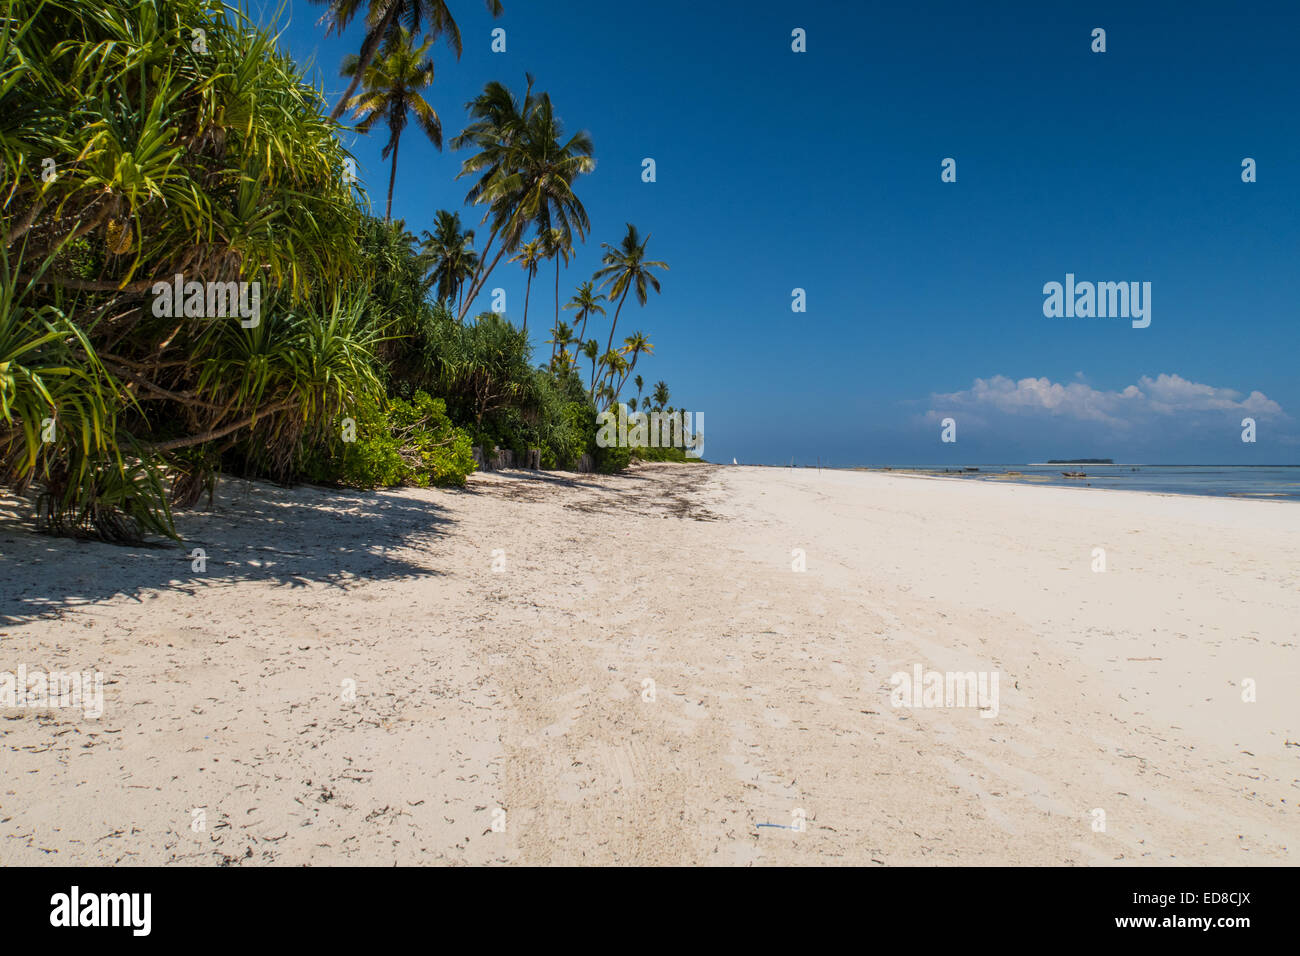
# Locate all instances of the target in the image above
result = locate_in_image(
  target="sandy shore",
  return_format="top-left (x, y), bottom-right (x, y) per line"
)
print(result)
top-left (1, 464), bottom-right (1297, 865)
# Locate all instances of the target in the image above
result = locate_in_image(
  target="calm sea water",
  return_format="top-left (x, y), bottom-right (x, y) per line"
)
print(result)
top-left (866, 465), bottom-right (1300, 500)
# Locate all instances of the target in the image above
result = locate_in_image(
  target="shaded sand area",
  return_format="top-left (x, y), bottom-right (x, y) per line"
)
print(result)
top-left (1, 464), bottom-right (1297, 865)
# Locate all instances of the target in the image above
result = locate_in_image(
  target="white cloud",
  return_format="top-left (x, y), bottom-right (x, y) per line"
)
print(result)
top-left (926, 373), bottom-right (1285, 431)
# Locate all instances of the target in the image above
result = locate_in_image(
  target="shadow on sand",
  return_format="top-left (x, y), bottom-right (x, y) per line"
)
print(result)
top-left (463, 466), bottom-right (650, 501)
top-left (0, 480), bottom-right (456, 626)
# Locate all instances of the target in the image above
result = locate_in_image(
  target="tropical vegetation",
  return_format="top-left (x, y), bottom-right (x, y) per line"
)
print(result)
top-left (0, 0), bottom-right (693, 545)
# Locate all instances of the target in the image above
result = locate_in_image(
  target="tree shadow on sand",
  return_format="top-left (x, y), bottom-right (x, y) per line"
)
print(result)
top-left (461, 467), bottom-right (649, 501)
top-left (0, 481), bottom-right (456, 626)
top-left (472, 463), bottom-right (720, 521)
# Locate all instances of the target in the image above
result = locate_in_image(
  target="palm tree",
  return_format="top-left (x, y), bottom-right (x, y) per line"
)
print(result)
top-left (634, 374), bottom-right (645, 407)
top-left (652, 380), bottom-right (669, 412)
top-left (544, 226), bottom-right (573, 331)
top-left (342, 28), bottom-right (441, 220)
top-left (451, 77), bottom-right (595, 321)
top-left (582, 339), bottom-right (600, 395)
top-left (565, 326), bottom-right (584, 371)
top-left (547, 320), bottom-right (574, 366)
top-left (420, 209), bottom-right (478, 308)
top-left (509, 238), bottom-right (544, 333)
top-left (593, 223), bottom-right (668, 359)
top-left (563, 280), bottom-right (605, 351)
top-left (598, 349), bottom-right (627, 409)
top-left (315, 0), bottom-right (504, 122)
top-left (612, 330), bottom-right (652, 396)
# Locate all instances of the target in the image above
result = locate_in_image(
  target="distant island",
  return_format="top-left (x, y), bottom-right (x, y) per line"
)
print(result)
top-left (1047, 458), bottom-right (1113, 464)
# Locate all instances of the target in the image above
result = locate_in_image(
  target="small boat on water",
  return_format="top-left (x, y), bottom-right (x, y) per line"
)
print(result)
top-left (1061, 471), bottom-right (1087, 478)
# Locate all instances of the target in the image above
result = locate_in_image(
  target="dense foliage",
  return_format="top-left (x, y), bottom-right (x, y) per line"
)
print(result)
top-left (305, 391), bottom-right (474, 488)
top-left (0, 0), bottom-right (691, 544)
top-left (2, 0), bottom-right (367, 538)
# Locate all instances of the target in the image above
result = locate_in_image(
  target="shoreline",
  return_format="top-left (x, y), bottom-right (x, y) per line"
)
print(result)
top-left (719, 464), bottom-right (1300, 504)
top-left (818, 465), bottom-right (1300, 504)
top-left (860, 467), bottom-right (1300, 503)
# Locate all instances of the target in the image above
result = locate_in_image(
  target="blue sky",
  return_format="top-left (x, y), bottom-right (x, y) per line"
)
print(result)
top-left (264, 0), bottom-right (1300, 464)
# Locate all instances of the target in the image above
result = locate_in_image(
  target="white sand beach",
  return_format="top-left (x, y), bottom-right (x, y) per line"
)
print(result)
top-left (1, 464), bottom-right (1297, 865)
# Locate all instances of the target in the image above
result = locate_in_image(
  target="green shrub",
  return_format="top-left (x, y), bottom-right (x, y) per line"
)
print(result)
top-left (388, 393), bottom-right (476, 487)
top-left (309, 391), bottom-right (475, 489)
top-left (547, 400), bottom-right (592, 468)
top-left (629, 445), bottom-right (704, 463)
top-left (593, 440), bottom-right (632, 474)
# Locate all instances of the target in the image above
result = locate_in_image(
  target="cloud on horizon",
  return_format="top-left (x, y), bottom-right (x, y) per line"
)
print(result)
top-left (925, 373), bottom-right (1286, 433)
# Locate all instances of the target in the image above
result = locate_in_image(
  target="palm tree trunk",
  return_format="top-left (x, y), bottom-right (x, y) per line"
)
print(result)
top-left (385, 134), bottom-right (400, 221)
top-left (459, 226), bottom-right (498, 317)
top-left (522, 268), bottom-right (532, 334)
top-left (605, 284), bottom-right (630, 356)
top-left (456, 230), bottom-right (508, 322)
top-left (554, 256), bottom-right (561, 327)
top-left (600, 286), bottom-right (634, 396)
top-left (330, 6), bottom-right (398, 121)
top-left (614, 353), bottom-right (639, 399)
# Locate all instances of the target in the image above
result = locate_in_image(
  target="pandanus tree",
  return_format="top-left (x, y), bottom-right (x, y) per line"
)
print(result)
top-left (313, 0), bottom-right (504, 122)
top-left (451, 76), bottom-right (594, 322)
top-left (593, 223), bottom-right (667, 360)
top-left (425, 308), bottom-right (531, 427)
top-left (420, 209), bottom-right (478, 309)
top-left (341, 27), bottom-right (441, 221)
top-left (2, 0), bottom-right (374, 540)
